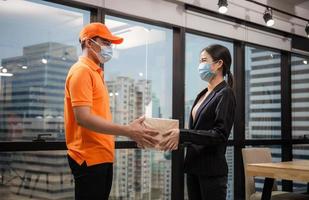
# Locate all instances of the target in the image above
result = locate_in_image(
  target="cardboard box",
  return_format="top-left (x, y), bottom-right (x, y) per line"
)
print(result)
top-left (143, 118), bottom-right (179, 149)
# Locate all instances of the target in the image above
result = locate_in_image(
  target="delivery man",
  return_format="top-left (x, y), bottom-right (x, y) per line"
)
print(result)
top-left (64, 22), bottom-right (158, 200)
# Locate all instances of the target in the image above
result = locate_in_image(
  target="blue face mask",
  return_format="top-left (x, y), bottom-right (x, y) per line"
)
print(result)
top-left (198, 62), bottom-right (216, 82)
top-left (91, 39), bottom-right (113, 63)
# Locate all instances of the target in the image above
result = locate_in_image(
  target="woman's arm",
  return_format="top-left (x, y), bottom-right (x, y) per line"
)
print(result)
top-left (160, 88), bottom-right (235, 150)
top-left (180, 89), bottom-right (236, 146)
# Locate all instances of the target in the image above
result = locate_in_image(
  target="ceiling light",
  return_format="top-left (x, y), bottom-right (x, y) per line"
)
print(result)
top-left (0, 72), bottom-right (13, 77)
top-left (303, 60), bottom-right (308, 65)
top-left (218, 0), bottom-right (228, 14)
top-left (264, 8), bottom-right (274, 27)
top-left (22, 65), bottom-right (28, 69)
top-left (41, 58), bottom-right (48, 64)
top-left (0, 68), bottom-right (13, 77)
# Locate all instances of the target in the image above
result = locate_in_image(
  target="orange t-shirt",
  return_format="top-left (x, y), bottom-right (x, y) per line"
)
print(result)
top-left (64, 56), bottom-right (114, 166)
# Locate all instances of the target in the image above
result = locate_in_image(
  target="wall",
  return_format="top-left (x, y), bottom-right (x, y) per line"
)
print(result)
top-left (72, 0), bottom-right (309, 51)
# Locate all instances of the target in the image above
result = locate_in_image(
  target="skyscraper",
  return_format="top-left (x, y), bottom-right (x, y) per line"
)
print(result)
top-left (291, 55), bottom-right (309, 191)
top-left (0, 42), bottom-right (77, 199)
top-left (107, 76), bottom-right (172, 200)
top-left (246, 47), bottom-right (282, 190)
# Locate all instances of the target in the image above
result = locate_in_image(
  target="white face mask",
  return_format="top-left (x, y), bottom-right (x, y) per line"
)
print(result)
top-left (90, 39), bottom-right (113, 63)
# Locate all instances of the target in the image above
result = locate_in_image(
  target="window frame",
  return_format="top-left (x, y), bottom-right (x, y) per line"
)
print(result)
top-left (1, 1), bottom-right (309, 200)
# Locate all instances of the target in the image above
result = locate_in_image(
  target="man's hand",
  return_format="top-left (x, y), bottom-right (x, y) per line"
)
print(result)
top-left (160, 128), bottom-right (180, 151)
top-left (127, 116), bottom-right (159, 148)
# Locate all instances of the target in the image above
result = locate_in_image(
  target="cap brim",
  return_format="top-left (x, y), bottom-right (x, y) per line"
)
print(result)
top-left (100, 34), bottom-right (123, 44)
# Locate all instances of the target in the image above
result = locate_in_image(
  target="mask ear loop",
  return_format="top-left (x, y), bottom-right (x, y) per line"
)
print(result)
top-left (89, 39), bottom-right (107, 64)
top-left (90, 39), bottom-right (101, 48)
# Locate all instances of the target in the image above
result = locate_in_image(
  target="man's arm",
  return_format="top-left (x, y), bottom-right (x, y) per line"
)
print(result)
top-left (73, 106), bottom-right (158, 147)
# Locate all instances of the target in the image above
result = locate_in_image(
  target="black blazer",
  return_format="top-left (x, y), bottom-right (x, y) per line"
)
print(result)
top-left (180, 81), bottom-right (236, 176)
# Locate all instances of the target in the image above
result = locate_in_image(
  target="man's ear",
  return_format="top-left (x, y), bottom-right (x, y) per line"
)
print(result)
top-left (84, 39), bottom-right (92, 48)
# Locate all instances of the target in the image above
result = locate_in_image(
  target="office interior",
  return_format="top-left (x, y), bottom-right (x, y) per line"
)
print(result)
top-left (1, 0), bottom-right (309, 200)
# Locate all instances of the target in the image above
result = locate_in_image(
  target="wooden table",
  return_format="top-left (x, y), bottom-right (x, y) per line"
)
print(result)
top-left (247, 160), bottom-right (309, 200)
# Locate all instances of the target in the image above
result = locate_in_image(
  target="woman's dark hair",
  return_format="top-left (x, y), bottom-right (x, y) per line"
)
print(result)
top-left (201, 44), bottom-right (233, 88)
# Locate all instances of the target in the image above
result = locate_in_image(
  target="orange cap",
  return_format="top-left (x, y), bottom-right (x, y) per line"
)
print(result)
top-left (79, 22), bottom-right (123, 44)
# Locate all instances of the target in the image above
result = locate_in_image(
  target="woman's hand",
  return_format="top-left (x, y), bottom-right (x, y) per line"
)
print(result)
top-left (160, 128), bottom-right (180, 151)
top-left (127, 116), bottom-right (159, 149)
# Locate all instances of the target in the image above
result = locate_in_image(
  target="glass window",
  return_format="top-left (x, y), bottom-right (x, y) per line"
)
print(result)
top-left (105, 16), bottom-right (172, 122)
top-left (0, 0), bottom-right (90, 141)
top-left (245, 46), bottom-right (281, 139)
top-left (111, 149), bottom-right (172, 200)
top-left (0, 151), bottom-right (74, 199)
top-left (105, 15), bottom-right (173, 199)
top-left (185, 33), bottom-right (234, 129)
top-left (226, 146), bottom-right (234, 200)
top-left (291, 54), bottom-right (309, 192)
top-left (292, 54), bottom-right (309, 140)
top-left (185, 33), bottom-right (234, 200)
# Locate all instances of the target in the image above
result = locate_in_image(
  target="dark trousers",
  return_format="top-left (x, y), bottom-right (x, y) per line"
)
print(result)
top-left (67, 155), bottom-right (113, 200)
top-left (187, 173), bottom-right (227, 200)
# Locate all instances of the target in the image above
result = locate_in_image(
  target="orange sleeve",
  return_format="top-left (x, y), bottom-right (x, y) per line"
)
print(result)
top-left (69, 67), bottom-right (93, 107)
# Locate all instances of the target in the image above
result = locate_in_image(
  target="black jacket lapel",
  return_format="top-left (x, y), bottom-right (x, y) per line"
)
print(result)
top-left (192, 81), bottom-right (227, 128)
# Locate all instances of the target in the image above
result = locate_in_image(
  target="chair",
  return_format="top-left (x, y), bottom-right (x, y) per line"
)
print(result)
top-left (242, 148), bottom-right (309, 200)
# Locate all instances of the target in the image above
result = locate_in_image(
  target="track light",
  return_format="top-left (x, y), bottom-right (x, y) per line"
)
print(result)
top-left (218, 0), bottom-right (228, 14)
top-left (305, 22), bottom-right (309, 38)
top-left (263, 7), bottom-right (274, 27)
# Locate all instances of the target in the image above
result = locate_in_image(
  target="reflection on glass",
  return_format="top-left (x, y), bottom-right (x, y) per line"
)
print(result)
top-left (0, 151), bottom-right (74, 200)
top-left (105, 16), bottom-right (173, 199)
top-left (226, 146), bottom-right (234, 200)
top-left (0, 0), bottom-right (90, 141)
top-left (244, 47), bottom-right (282, 192)
top-left (184, 33), bottom-right (234, 200)
top-left (0, 0), bottom-right (90, 199)
top-left (291, 54), bottom-right (309, 192)
top-left (245, 46), bottom-right (281, 139)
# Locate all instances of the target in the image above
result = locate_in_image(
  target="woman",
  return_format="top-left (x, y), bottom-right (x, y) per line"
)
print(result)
top-left (160, 44), bottom-right (236, 200)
